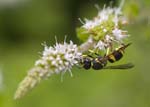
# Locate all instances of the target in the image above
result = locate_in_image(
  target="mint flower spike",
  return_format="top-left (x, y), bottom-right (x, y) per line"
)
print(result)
top-left (78, 0), bottom-right (128, 51)
top-left (14, 40), bottom-right (82, 100)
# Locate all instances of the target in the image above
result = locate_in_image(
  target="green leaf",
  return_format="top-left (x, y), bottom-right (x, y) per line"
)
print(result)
top-left (76, 27), bottom-right (90, 42)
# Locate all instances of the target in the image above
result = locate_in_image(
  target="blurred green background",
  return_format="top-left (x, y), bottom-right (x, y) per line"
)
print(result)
top-left (0, 0), bottom-right (150, 107)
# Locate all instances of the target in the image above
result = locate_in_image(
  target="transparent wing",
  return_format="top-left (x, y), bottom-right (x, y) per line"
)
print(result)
top-left (103, 63), bottom-right (134, 70)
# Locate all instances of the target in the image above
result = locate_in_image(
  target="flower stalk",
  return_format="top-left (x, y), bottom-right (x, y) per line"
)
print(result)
top-left (14, 41), bottom-right (82, 99)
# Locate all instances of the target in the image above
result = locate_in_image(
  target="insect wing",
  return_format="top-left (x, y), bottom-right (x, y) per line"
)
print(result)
top-left (103, 63), bottom-right (134, 70)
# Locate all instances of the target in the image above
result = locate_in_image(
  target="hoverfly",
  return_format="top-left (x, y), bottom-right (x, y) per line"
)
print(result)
top-left (80, 43), bottom-right (134, 70)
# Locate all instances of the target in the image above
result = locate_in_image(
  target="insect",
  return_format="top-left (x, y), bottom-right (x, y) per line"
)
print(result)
top-left (80, 43), bottom-right (134, 70)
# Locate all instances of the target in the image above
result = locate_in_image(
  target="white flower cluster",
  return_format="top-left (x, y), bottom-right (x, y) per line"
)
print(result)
top-left (81, 0), bottom-right (129, 51)
top-left (14, 40), bottom-right (81, 99)
top-left (35, 40), bottom-right (81, 77)
top-left (83, 7), bottom-right (122, 30)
